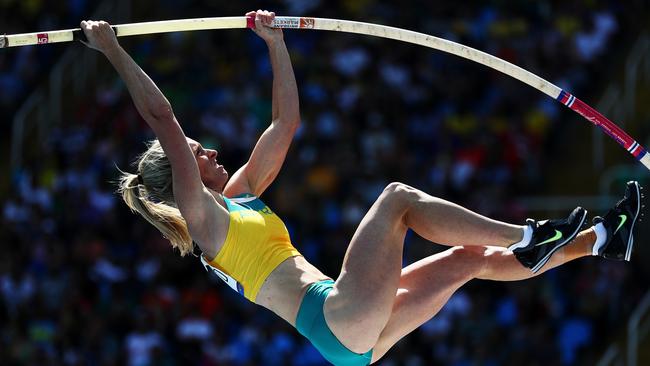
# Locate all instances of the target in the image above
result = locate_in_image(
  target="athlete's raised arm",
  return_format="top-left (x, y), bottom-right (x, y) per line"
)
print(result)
top-left (224, 10), bottom-right (301, 198)
top-left (80, 20), bottom-right (224, 244)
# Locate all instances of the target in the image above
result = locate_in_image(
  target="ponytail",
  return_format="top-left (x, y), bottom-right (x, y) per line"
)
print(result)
top-left (117, 140), bottom-right (194, 256)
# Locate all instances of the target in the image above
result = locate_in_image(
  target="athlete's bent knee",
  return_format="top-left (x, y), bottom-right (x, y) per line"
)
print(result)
top-left (382, 182), bottom-right (418, 202)
top-left (378, 182), bottom-right (423, 227)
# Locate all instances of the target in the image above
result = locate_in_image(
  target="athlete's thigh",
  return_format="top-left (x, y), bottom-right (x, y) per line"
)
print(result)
top-left (371, 246), bottom-right (486, 362)
top-left (324, 187), bottom-right (410, 353)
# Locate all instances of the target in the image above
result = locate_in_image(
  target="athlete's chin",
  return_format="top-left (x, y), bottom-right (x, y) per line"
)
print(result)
top-left (216, 172), bottom-right (229, 190)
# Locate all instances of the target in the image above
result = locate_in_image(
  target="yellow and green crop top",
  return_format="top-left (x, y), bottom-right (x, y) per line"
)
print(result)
top-left (200, 194), bottom-right (301, 302)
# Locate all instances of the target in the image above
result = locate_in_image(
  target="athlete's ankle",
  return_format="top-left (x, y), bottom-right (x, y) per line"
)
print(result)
top-left (508, 224), bottom-right (532, 250)
top-left (591, 224), bottom-right (607, 256)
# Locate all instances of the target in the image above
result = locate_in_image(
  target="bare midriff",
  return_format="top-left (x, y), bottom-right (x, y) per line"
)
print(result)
top-left (254, 255), bottom-right (332, 326)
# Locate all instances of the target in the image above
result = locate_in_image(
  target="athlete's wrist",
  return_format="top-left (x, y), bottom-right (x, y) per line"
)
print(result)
top-left (102, 42), bottom-right (121, 58)
top-left (265, 36), bottom-right (284, 47)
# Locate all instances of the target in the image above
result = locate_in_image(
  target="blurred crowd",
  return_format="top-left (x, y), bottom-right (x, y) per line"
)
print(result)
top-left (1, 1), bottom-right (649, 365)
top-left (0, 0), bottom-right (90, 120)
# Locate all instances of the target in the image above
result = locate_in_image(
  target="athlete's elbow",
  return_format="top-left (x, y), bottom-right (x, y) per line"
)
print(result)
top-left (289, 117), bottom-right (301, 131)
top-left (277, 101), bottom-right (300, 126)
top-left (147, 103), bottom-right (175, 122)
top-left (276, 113), bottom-right (301, 131)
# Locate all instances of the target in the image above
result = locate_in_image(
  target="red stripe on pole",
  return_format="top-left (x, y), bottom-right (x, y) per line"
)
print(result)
top-left (569, 97), bottom-right (635, 150)
top-left (246, 16), bottom-right (255, 29)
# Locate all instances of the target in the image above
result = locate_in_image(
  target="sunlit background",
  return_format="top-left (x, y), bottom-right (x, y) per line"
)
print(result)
top-left (1, 1), bottom-right (649, 365)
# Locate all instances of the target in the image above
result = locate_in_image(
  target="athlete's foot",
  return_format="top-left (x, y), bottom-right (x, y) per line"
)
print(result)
top-left (592, 181), bottom-right (643, 261)
top-left (509, 206), bottom-right (588, 273)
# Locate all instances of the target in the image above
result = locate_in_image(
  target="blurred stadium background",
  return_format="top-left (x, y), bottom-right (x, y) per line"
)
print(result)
top-left (1, 1), bottom-right (649, 365)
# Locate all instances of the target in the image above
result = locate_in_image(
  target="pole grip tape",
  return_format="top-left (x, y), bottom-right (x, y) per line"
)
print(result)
top-left (246, 15), bottom-right (255, 29)
top-left (72, 29), bottom-right (86, 42)
top-left (72, 26), bottom-right (117, 43)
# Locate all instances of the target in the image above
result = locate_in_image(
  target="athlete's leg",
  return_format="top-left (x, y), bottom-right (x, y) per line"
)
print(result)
top-left (400, 184), bottom-right (525, 248)
top-left (324, 183), bottom-right (410, 353)
top-left (477, 228), bottom-right (595, 281)
top-left (325, 182), bottom-right (526, 354)
top-left (370, 229), bottom-right (596, 363)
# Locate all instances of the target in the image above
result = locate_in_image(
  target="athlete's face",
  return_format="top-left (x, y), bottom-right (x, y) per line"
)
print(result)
top-left (187, 138), bottom-right (228, 192)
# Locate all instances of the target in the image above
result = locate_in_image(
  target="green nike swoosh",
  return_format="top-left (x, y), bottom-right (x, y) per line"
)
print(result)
top-left (536, 230), bottom-right (563, 246)
top-left (614, 214), bottom-right (627, 234)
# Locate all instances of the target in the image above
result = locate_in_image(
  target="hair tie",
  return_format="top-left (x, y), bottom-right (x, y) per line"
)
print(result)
top-left (137, 174), bottom-right (144, 185)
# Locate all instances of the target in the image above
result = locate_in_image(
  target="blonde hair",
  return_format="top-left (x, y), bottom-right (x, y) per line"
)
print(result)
top-left (117, 139), bottom-right (194, 256)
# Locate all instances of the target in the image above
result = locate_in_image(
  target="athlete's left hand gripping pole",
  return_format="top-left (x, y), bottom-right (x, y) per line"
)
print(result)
top-left (0, 17), bottom-right (251, 48)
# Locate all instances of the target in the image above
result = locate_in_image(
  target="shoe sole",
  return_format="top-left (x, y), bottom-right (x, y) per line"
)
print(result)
top-left (624, 181), bottom-right (641, 261)
top-left (531, 208), bottom-right (588, 273)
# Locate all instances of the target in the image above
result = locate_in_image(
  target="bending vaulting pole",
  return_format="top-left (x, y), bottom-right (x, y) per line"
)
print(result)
top-left (2, 15), bottom-right (648, 170)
